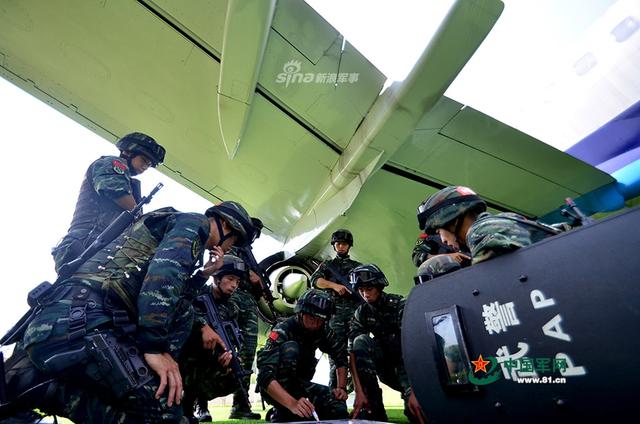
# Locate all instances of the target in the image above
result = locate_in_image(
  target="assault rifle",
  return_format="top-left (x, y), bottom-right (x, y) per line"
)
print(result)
top-left (561, 197), bottom-right (595, 227)
top-left (0, 183), bottom-right (163, 347)
top-left (235, 246), bottom-right (278, 320)
top-left (57, 183), bottom-right (163, 279)
top-left (324, 262), bottom-right (364, 303)
top-left (195, 293), bottom-right (250, 406)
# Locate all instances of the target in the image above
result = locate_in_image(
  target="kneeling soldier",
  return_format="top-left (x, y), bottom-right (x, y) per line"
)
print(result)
top-left (257, 289), bottom-right (349, 422)
top-left (180, 254), bottom-right (250, 423)
top-left (349, 264), bottom-right (426, 423)
top-left (14, 201), bottom-right (255, 424)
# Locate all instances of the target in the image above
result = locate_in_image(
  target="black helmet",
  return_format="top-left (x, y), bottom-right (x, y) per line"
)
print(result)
top-left (349, 264), bottom-right (389, 291)
top-left (294, 289), bottom-right (335, 320)
top-left (116, 132), bottom-right (166, 166)
top-left (214, 254), bottom-right (249, 280)
top-left (417, 186), bottom-right (486, 234)
top-left (205, 201), bottom-right (255, 247)
top-left (331, 229), bottom-right (354, 246)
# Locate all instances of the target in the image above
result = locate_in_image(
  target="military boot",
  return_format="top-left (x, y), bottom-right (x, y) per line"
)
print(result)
top-left (194, 400), bottom-right (212, 423)
top-left (228, 401), bottom-right (261, 419)
top-left (355, 374), bottom-right (388, 422)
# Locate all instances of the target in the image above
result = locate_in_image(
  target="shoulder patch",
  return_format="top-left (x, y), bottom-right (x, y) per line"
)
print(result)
top-left (269, 331), bottom-right (279, 341)
top-left (191, 238), bottom-right (202, 261)
top-left (112, 159), bottom-right (127, 174)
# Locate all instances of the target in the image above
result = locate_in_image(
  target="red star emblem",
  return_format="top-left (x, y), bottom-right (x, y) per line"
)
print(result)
top-left (471, 354), bottom-right (491, 373)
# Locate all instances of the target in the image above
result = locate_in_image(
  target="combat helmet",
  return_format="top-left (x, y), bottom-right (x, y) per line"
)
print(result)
top-left (116, 132), bottom-right (166, 166)
top-left (414, 255), bottom-right (461, 285)
top-left (331, 229), bottom-right (354, 247)
top-left (214, 254), bottom-right (249, 280)
top-left (417, 186), bottom-right (487, 234)
top-left (294, 289), bottom-right (335, 320)
top-left (205, 201), bottom-right (255, 247)
top-left (349, 264), bottom-right (389, 291)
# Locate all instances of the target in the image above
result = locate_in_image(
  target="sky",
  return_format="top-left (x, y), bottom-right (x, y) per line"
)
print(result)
top-left (0, 0), bottom-right (632, 348)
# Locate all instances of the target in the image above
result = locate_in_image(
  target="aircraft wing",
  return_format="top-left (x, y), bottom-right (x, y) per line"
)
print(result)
top-left (0, 0), bottom-right (614, 293)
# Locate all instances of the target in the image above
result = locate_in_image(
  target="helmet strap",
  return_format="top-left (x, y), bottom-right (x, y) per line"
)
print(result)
top-left (212, 214), bottom-right (234, 247)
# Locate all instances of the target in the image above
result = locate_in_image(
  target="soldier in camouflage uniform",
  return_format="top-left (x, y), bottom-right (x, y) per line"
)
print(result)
top-left (227, 218), bottom-right (264, 420)
top-left (14, 201), bottom-right (255, 423)
top-left (309, 229), bottom-right (361, 390)
top-left (348, 264), bottom-right (425, 424)
top-left (417, 185), bottom-right (567, 265)
top-left (467, 211), bottom-right (565, 264)
top-left (180, 254), bottom-right (248, 424)
top-left (257, 289), bottom-right (349, 422)
top-left (414, 254), bottom-right (462, 285)
top-left (411, 233), bottom-right (458, 267)
top-left (52, 132), bottom-right (166, 272)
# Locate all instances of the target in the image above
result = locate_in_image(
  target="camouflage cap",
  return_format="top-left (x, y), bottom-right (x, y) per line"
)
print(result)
top-left (467, 212), bottom-right (535, 265)
top-left (294, 288), bottom-right (335, 320)
top-left (417, 186), bottom-right (486, 234)
top-left (414, 255), bottom-right (461, 284)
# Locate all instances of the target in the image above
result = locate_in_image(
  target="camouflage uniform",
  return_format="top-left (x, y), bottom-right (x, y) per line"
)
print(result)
top-left (22, 207), bottom-right (210, 423)
top-left (180, 289), bottom-right (241, 422)
top-left (229, 283), bottom-right (259, 411)
top-left (467, 211), bottom-right (561, 264)
top-left (349, 292), bottom-right (413, 421)
top-left (411, 233), bottom-right (456, 267)
top-left (309, 255), bottom-right (361, 388)
top-left (256, 315), bottom-right (349, 422)
top-left (52, 155), bottom-right (141, 272)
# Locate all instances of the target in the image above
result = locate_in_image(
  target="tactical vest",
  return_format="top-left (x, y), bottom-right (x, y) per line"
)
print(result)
top-left (362, 293), bottom-right (404, 356)
top-left (67, 157), bottom-right (141, 244)
top-left (72, 209), bottom-right (175, 314)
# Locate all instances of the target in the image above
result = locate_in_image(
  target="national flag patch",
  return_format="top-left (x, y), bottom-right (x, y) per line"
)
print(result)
top-left (113, 159), bottom-right (127, 174)
top-left (456, 186), bottom-right (476, 196)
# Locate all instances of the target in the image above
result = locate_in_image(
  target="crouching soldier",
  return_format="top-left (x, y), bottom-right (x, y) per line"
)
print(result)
top-left (349, 264), bottom-right (426, 424)
top-left (4, 201), bottom-right (255, 424)
top-left (180, 254), bottom-right (249, 424)
top-left (256, 289), bottom-right (349, 422)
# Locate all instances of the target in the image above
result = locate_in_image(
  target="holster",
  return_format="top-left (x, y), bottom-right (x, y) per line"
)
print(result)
top-left (85, 332), bottom-right (153, 399)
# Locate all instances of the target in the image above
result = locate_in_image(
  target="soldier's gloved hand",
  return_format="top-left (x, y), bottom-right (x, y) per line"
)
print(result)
top-left (351, 389), bottom-right (369, 418)
top-left (333, 282), bottom-right (352, 296)
top-left (201, 324), bottom-right (227, 351)
top-left (144, 352), bottom-right (183, 407)
top-left (333, 387), bottom-right (348, 400)
top-left (288, 397), bottom-right (315, 418)
top-left (407, 388), bottom-right (427, 424)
